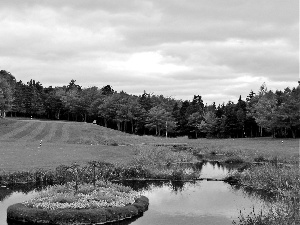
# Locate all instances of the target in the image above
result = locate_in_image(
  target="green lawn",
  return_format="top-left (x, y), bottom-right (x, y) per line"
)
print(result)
top-left (186, 137), bottom-right (299, 163)
top-left (0, 118), bottom-right (299, 171)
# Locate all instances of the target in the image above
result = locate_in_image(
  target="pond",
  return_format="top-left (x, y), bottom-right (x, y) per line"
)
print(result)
top-left (0, 162), bottom-right (267, 225)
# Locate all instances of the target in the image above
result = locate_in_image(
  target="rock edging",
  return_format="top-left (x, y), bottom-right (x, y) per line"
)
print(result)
top-left (7, 196), bottom-right (149, 225)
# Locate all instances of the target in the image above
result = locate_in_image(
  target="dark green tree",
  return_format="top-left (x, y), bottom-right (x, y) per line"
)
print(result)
top-left (145, 106), bottom-right (173, 136)
top-left (139, 91), bottom-right (152, 112)
top-left (44, 87), bottom-right (63, 119)
top-left (276, 87), bottom-right (300, 138)
top-left (100, 85), bottom-right (114, 95)
top-left (0, 70), bottom-right (16, 117)
top-left (253, 90), bottom-right (277, 137)
top-left (22, 80), bottom-right (45, 117)
top-left (176, 101), bottom-right (190, 135)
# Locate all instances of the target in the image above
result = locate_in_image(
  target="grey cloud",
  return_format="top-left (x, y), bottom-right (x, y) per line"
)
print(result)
top-left (0, 0), bottom-right (151, 13)
top-left (121, 0), bottom-right (298, 46)
top-left (122, 20), bottom-right (297, 49)
top-left (209, 44), bottom-right (298, 82)
top-left (167, 69), bottom-right (235, 81)
top-left (0, 0), bottom-right (298, 105)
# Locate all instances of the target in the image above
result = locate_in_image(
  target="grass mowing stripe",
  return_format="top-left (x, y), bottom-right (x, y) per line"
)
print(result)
top-left (67, 123), bottom-right (81, 144)
top-left (42, 122), bottom-right (57, 142)
top-left (10, 122), bottom-right (42, 140)
top-left (60, 123), bottom-right (70, 143)
top-left (22, 122), bottom-right (47, 142)
top-left (33, 122), bottom-right (52, 141)
top-left (0, 121), bottom-right (34, 140)
top-left (49, 123), bottom-right (64, 143)
top-left (0, 119), bottom-right (23, 137)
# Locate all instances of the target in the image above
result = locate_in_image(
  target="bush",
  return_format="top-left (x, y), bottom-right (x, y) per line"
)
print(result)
top-left (254, 155), bottom-right (268, 162)
top-left (224, 156), bottom-right (244, 164)
top-left (171, 169), bottom-right (185, 180)
top-left (23, 181), bottom-right (142, 210)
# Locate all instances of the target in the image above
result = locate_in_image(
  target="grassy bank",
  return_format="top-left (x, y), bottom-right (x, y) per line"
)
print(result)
top-left (0, 146), bottom-right (200, 185)
top-left (232, 164), bottom-right (300, 225)
top-left (187, 137), bottom-right (299, 164)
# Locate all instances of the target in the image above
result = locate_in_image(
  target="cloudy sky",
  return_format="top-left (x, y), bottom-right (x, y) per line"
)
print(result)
top-left (0, 0), bottom-right (298, 104)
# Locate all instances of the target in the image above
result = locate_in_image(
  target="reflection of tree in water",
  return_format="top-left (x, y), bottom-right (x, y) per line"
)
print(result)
top-left (113, 180), bottom-right (167, 191)
top-left (192, 161), bottom-right (204, 172)
top-left (209, 161), bottom-right (221, 169)
top-left (209, 161), bottom-right (233, 172)
top-left (0, 183), bottom-right (45, 203)
top-left (230, 184), bottom-right (275, 203)
top-left (0, 183), bottom-right (42, 202)
top-left (206, 161), bottom-right (249, 174)
top-left (170, 180), bottom-right (185, 193)
top-left (116, 180), bottom-right (194, 195)
top-left (0, 187), bottom-right (13, 202)
top-left (7, 183), bottom-right (43, 193)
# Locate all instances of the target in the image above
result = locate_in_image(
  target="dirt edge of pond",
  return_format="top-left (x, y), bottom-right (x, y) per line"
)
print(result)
top-left (7, 196), bottom-right (149, 225)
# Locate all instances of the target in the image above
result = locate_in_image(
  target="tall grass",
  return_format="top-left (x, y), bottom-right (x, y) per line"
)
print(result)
top-left (131, 145), bottom-right (195, 167)
top-left (233, 164), bottom-right (300, 225)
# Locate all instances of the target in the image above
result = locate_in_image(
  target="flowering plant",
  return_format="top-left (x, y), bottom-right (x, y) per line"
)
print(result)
top-left (23, 181), bottom-right (141, 210)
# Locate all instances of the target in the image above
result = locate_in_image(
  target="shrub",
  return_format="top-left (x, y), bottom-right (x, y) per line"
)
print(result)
top-left (254, 155), bottom-right (268, 163)
top-left (171, 169), bottom-right (185, 180)
top-left (51, 193), bottom-right (78, 204)
top-left (224, 156), bottom-right (244, 164)
top-left (23, 181), bottom-right (142, 210)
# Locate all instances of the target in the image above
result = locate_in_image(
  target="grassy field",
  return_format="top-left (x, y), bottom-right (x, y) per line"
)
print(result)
top-left (187, 137), bottom-right (299, 163)
top-left (0, 117), bottom-right (299, 172)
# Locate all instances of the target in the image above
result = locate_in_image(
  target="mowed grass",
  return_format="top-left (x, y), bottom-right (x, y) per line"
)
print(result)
top-left (186, 137), bottom-right (299, 163)
top-left (0, 118), bottom-right (299, 171)
top-left (0, 142), bottom-right (139, 171)
top-left (0, 118), bottom-right (166, 171)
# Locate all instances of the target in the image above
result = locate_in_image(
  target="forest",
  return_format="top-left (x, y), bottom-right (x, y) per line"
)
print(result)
top-left (0, 70), bottom-right (299, 138)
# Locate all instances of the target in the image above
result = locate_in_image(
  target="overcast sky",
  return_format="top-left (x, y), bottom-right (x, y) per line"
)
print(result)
top-left (0, 0), bottom-right (298, 104)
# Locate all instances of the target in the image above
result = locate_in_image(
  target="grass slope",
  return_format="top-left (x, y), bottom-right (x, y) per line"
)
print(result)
top-left (0, 118), bottom-right (161, 144)
top-left (0, 118), bottom-right (164, 171)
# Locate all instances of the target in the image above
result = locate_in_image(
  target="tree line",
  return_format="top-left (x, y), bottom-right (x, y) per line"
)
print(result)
top-left (1, 70), bottom-right (299, 138)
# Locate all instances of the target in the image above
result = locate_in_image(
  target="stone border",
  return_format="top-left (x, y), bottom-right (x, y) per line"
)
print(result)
top-left (7, 196), bottom-right (149, 225)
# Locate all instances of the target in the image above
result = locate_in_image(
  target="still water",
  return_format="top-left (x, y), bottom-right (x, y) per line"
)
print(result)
top-left (0, 163), bottom-right (266, 225)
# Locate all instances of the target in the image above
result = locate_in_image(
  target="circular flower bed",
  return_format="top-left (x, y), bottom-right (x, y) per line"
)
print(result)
top-left (7, 181), bottom-right (149, 224)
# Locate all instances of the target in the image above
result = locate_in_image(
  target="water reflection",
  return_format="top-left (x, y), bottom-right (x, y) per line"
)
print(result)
top-left (200, 161), bottom-right (231, 179)
top-left (0, 187), bottom-right (13, 202)
top-left (126, 181), bottom-right (265, 225)
top-left (0, 189), bottom-right (36, 225)
top-left (1, 163), bottom-right (266, 225)
top-left (170, 161), bottom-right (238, 180)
